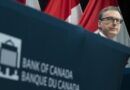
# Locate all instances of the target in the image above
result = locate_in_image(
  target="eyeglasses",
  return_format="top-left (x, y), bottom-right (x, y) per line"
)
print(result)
top-left (100, 17), bottom-right (123, 24)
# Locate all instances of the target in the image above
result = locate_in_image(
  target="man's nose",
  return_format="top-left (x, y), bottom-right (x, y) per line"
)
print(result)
top-left (113, 19), bottom-right (119, 24)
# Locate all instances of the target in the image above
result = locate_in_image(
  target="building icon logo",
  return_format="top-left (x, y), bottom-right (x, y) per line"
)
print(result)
top-left (0, 32), bottom-right (22, 81)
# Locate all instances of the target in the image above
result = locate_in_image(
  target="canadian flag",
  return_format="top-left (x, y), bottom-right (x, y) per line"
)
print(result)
top-left (44, 0), bottom-right (82, 25)
top-left (17, 0), bottom-right (41, 10)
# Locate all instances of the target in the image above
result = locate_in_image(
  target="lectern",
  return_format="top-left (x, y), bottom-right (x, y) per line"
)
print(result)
top-left (0, 0), bottom-right (130, 90)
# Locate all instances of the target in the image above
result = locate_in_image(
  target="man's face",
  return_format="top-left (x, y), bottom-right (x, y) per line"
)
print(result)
top-left (98, 10), bottom-right (123, 39)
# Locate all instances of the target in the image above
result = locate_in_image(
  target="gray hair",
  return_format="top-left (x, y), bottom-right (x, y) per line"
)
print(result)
top-left (98, 6), bottom-right (121, 20)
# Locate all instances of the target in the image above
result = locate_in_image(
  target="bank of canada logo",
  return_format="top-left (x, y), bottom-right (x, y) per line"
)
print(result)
top-left (0, 33), bottom-right (22, 81)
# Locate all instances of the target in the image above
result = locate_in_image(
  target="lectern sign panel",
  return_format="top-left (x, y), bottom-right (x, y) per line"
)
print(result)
top-left (0, 32), bottom-right (80, 90)
top-left (0, 1), bottom-right (130, 90)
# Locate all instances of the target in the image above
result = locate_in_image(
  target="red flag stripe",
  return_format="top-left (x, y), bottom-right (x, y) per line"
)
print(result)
top-left (44, 0), bottom-right (69, 20)
top-left (71, 0), bottom-right (80, 8)
top-left (44, 0), bottom-right (81, 21)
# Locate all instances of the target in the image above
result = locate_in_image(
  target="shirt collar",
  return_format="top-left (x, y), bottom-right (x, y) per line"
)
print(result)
top-left (95, 29), bottom-right (117, 41)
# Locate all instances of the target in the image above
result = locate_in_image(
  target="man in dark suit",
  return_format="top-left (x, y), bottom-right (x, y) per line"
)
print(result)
top-left (95, 6), bottom-right (123, 41)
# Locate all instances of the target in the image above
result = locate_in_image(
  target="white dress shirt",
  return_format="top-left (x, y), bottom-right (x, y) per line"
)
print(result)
top-left (94, 29), bottom-right (117, 41)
